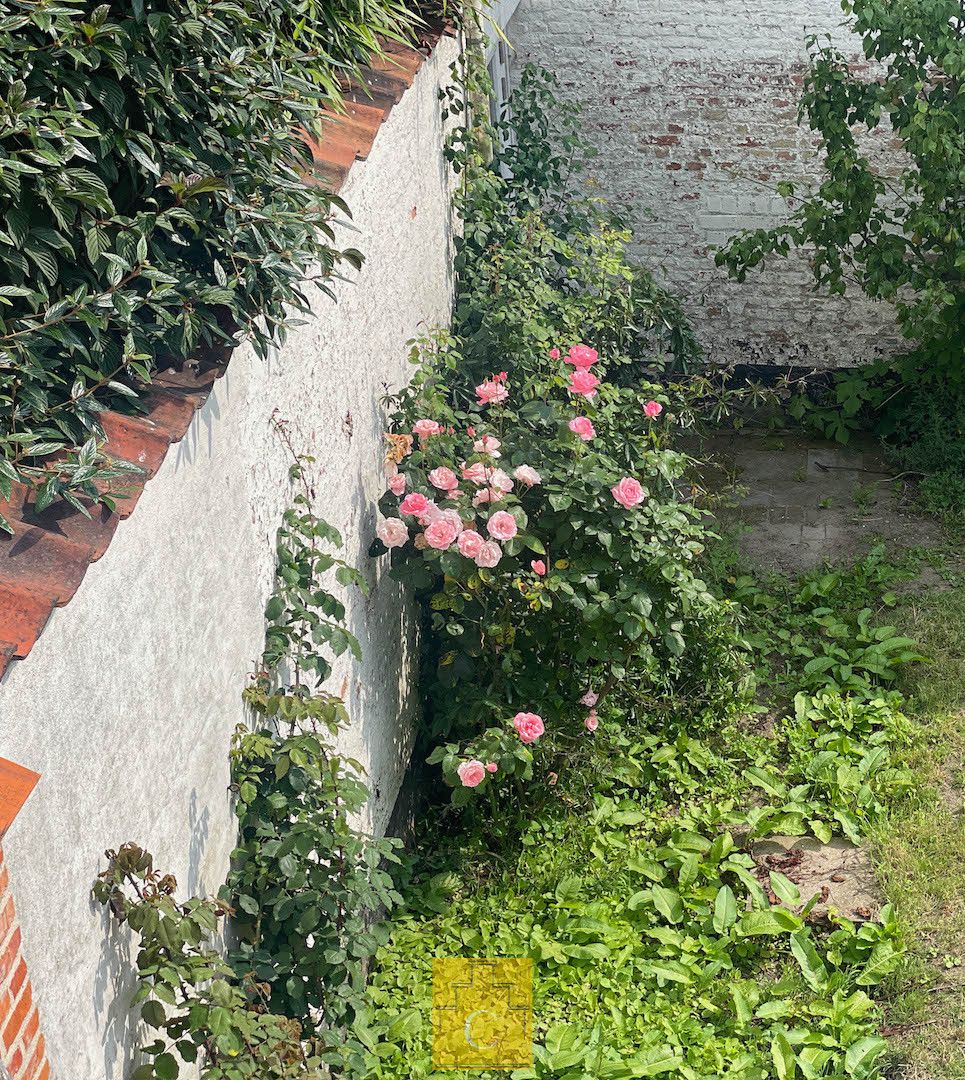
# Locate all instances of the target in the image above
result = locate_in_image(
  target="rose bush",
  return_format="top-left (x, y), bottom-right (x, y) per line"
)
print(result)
top-left (368, 64), bottom-right (742, 814)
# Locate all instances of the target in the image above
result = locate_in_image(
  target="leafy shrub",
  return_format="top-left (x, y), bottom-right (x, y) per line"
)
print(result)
top-left (371, 66), bottom-right (741, 813)
top-left (93, 843), bottom-right (320, 1079)
top-left (716, 0), bottom-right (964, 378)
top-left (0, 0), bottom-right (423, 500)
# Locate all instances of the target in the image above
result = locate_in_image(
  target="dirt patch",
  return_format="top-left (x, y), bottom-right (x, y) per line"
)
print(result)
top-left (751, 835), bottom-right (881, 921)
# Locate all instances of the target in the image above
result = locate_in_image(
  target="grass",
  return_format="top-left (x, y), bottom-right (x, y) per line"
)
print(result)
top-left (874, 583), bottom-right (965, 1079)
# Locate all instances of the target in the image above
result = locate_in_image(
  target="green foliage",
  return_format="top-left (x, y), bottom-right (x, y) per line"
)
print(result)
top-left (0, 0), bottom-right (425, 513)
top-left (352, 815), bottom-right (902, 1079)
top-left (724, 548), bottom-right (926, 697)
top-left (223, 423), bottom-right (402, 1071)
top-left (92, 843), bottom-right (321, 1079)
top-left (261, 421), bottom-right (368, 683)
top-left (716, 0), bottom-right (965, 377)
top-left (372, 64), bottom-right (742, 819)
top-left (450, 64), bottom-right (702, 381)
top-left (746, 691), bottom-right (915, 844)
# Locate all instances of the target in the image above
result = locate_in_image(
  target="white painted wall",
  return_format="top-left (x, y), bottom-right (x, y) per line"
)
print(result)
top-left (0, 35), bottom-right (458, 1079)
top-left (506, 0), bottom-right (902, 368)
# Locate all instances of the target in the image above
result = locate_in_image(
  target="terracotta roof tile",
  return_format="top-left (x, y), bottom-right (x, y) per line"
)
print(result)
top-left (0, 25), bottom-right (452, 682)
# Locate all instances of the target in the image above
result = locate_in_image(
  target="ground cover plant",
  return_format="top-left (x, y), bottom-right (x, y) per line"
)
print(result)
top-left (353, 64), bottom-right (930, 1080)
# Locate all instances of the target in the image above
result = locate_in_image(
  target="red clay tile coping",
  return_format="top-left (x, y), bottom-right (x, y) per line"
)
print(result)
top-left (0, 23), bottom-right (452, 681)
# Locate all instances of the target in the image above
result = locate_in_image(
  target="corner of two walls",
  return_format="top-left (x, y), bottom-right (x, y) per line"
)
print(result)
top-left (506, 0), bottom-right (902, 369)
top-left (0, 33), bottom-right (460, 1078)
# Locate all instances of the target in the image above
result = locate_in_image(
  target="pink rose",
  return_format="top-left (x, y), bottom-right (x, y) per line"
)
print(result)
top-left (399, 492), bottom-right (430, 516)
top-left (490, 468), bottom-right (514, 493)
top-left (531, 559), bottom-right (546, 576)
top-left (428, 466), bottom-right (459, 492)
top-left (487, 510), bottom-right (518, 541)
top-left (584, 711), bottom-right (599, 732)
top-left (473, 487), bottom-right (505, 507)
top-left (473, 435), bottom-right (501, 457)
top-left (376, 518), bottom-right (408, 549)
top-left (486, 762), bottom-right (498, 773)
top-left (461, 461), bottom-right (489, 485)
top-left (475, 540), bottom-right (502, 568)
top-left (513, 464), bottom-right (541, 487)
top-left (412, 419), bottom-right (442, 440)
top-left (580, 690), bottom-right (598, 707)
top-left (416, 500), bottom-right (440, 525)
top-left (611, 477), bottom-right (645, 509)
top-left (457, 760), bottom-right (486, 788)
top-left (388, 474), bottom-right (407, 496)
top-left (569, 416), bottom-right (595, 441)
top-left (424, 518), bottom-right (459, 551)
top-left (569, 370), bottom-right (600, 398)
top-left (513, 712), bottom-right (544, 744)
top-left (457, 529), bottom-right (485, 559)
top-left (476, 378), bottom-right (509, 406)
top-left (549, 347), bottom-right (561, 360)
top-left (564, 344), bottom-right (599, 369)
top-left (643, 400), bottom-right (663, 418)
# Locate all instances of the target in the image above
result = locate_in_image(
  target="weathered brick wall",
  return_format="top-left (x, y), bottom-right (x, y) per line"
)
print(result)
top-left (507, 0), bottom-right (902, 368)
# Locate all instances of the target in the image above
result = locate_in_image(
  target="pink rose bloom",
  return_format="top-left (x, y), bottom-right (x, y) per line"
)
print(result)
top-left (466, 425), bottom-right (476, 437)
top-left (476, 379), bottom-right (509, 406)
top-left (376, 518), bottom-right (408, 549)
top-left (513, 712), bottom-right (544, 744)
top-left (584, 711), bottom-right (599, 732)
top-left (399, 492), bottom-right (430, 516)
top-left (513, 464), bottom-right (541, 487)
top-left (412, 419), bottom-right (442, 440)
top-left (475, 540), bottom-right (502, 568)
top-left (424, 518), bottom-right (459, 551)
top-left (580, 690), bottom-right (599, 707)
top-left (473, 435), bottom-right (501, 457)
top-left (611, 477), bottom-right (645, 509)
top-left (416, 500), bottom-right (441, 525)
top-left (457, 760), bottom-right (486, 788)
top-left (428, 466), bottom-right (459, 492)
top-left (462, 461), bottom-right (489, 485)
top-left (486, 762), bottom-right (498, 773)
top-left (643, 400), bottom-right (663, 418)
top-left (569, 416), bottom-right (595, 441)
top-left (388, 474), bottom-right (407, 496)
top-left (549, 347), bottom-right (561, 360)
top-left (457, 529), bottom-right (485, 559)
top-left (531, 559), bottom-right (546, 576)
top-left (564, 344), bottom-right (599, 369)
top-left (487, 510), bottom-right (518, 541)
top-left (473, 487), bottom-right (504, 507)
top-left (569, 370), bottom-right (600, 398)
top-left (490, 468), bottom-right (514, 493)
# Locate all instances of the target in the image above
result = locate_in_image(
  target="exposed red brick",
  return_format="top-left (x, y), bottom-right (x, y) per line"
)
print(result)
top-left (3, 982), bottom-right (32, 1048)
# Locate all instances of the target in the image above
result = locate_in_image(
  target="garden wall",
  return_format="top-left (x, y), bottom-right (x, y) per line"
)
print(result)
top-left (506, 0), bottom-right (903, 368)
top-left (0, 34), bottom-right (458, 1079)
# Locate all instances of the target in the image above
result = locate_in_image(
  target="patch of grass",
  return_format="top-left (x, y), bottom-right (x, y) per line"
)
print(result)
top-left (874, 585), bottom-right (965, 1078)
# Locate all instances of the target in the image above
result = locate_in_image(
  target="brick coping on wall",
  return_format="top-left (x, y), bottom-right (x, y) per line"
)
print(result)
top-left (0, 22), bottom-right (452, 682)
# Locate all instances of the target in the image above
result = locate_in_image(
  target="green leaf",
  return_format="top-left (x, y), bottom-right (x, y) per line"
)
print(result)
top-left (712, 885), bottom-right (738, 933)
top-left (650, 885), bottom-right (684, 924)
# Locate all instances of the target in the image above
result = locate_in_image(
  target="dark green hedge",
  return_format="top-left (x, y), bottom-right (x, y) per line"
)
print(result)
top-left (0, 0), bottom-right (425, 496)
